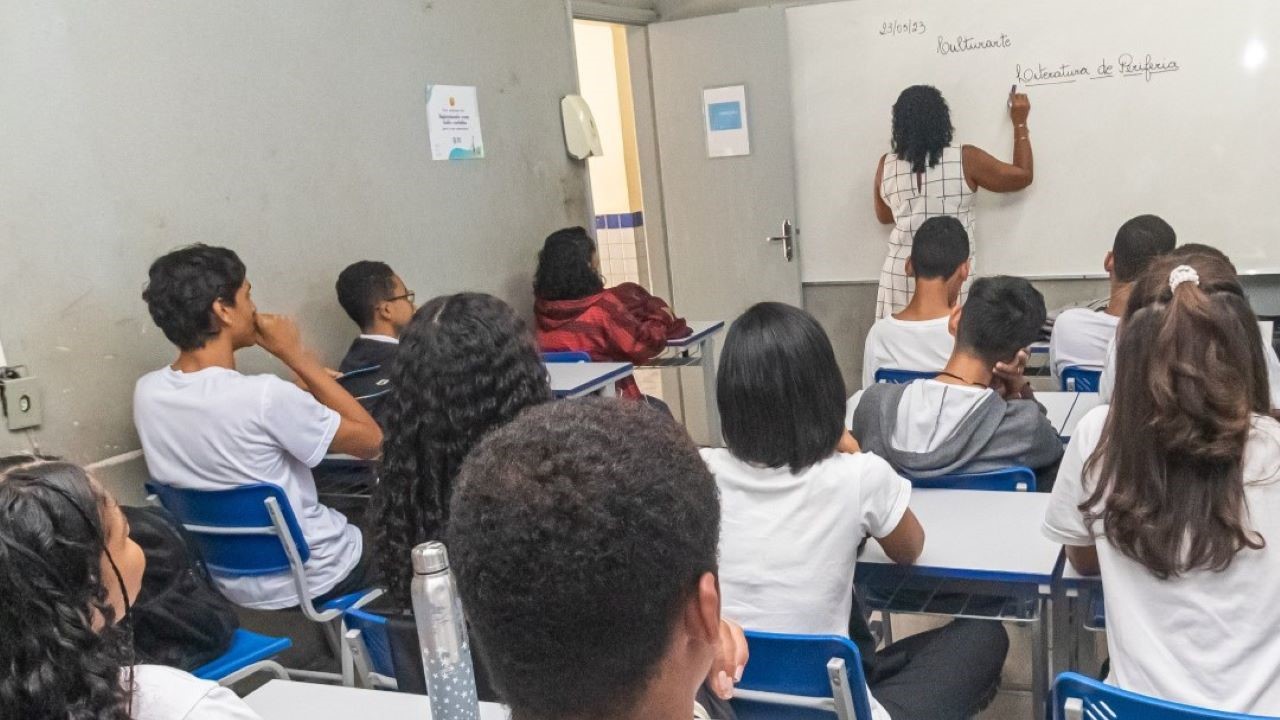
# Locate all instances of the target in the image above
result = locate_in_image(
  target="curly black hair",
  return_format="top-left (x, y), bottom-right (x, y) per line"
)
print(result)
top-left (335, 260), bottom-right (397, 330)
top-left (142, 244), bottom-right (246, 350)
top-left (450, 398), bottom-right (720, 720)
top-left (891, 85), bottom-right (954, 173)
top-left (370, 293), bottom-right (552, 606)
top-left (532, 226), bottom-right (605, 301)
top-left (0, 459), bottom-right (135, 720)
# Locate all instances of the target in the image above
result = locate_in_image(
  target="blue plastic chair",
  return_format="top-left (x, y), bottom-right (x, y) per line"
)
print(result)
top-left (191, 628), bottom-right (292, 686)
top-left (1053, 672), bottom-right (1267, 719)
top-left (874, 368), bottom-right (940, 384)
top-left (732, 631), bottom-right (872, 720)
top-left (341, 607), bottom-right (400, 690)
top-left (910, 466), bottom-right (1037, 492)
top-left (1060, 365), bottom-right (1102, 392)
top-left (542, 350), bottom-right (593, 363)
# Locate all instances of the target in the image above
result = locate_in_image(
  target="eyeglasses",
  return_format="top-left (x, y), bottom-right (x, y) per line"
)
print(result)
top-left (386, 291), bottom-right (415, 306)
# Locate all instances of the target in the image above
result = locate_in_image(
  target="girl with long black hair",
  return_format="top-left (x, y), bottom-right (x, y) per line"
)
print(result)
top-left (0, 457), bottom-right (260, 720)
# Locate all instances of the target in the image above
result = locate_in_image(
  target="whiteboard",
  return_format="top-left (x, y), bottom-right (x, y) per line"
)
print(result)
top-left (788, 0), bottom-right (1280, 281)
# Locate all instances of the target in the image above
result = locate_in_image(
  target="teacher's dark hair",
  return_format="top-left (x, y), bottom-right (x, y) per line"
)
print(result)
top-left (0, 459), bottom-right (134, 720)
top-left (534, 227), bottom-right (605, 301)
top-left (892, 85), bottom-right (954, 173)
top-left (1083, 253), bottom-right (1275, 579)
top-left (718, 302), bottom-right (847, 473)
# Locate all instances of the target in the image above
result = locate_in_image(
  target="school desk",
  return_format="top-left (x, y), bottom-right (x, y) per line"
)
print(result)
top-left (546, 361), bottom-right (634, 399)
top-left (639, 320), bottom-right (727, 444)
top-left (1037, 391), bottom-right (1104, 440)
top-left (245, 680), bottom-right (509, 719)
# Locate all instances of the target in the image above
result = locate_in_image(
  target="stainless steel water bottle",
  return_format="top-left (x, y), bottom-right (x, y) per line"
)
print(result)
top-left (410, 542), bottom-right (480, 720)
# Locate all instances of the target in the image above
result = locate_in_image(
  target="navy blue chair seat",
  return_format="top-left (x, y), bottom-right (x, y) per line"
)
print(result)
top-left (1059, 365), bottom-right (1102, 392)
top-left (874, 368), bottom-right (940, 384)
top-left (191, 629), bottom-right (291, 685)
top-left (732, 630), bottom-right (872, 720)
top-left (909, 466), bottom-right (1036, 492)
top-left (1053, 672), bottom-right (1267, 719)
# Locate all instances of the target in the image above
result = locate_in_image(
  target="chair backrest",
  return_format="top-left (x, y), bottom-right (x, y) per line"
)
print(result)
top-left (337, 365), bottom-right (393, 401)
top-left (910, 466), bottom-right (1036, 492)
top-left (541, 351), bottom-right (592, 363)
top-left (1060, 365), bottom-right (1102, 392)
top-left (874, 368), bottom-right (940, 384)
top-left (735, 631), bottom-right (873, 720)
top-left (1053, 673), bottom-right (1265, 719)
top-left (343, 607), bottom-right (397, 679)
top-left (145, 482), bottom-right (309, 576)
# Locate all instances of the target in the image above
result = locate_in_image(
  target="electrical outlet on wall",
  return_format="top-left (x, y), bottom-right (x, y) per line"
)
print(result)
top-left (3, 376), bottom-right (42, 431)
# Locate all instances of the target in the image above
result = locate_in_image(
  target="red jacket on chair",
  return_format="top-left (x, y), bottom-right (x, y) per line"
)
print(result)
top-left (535, 283), bottom-right (691, 399)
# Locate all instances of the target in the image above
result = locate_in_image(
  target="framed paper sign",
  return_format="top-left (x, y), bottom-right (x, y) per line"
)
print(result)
top-left (426, 84), bottom-right (485, 161)
top-left (703, 85), bottom-right (749, 158)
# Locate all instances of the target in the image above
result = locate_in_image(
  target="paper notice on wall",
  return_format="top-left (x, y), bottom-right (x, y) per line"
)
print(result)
top-left (703, 85), bottom-right (750, 158)
top-left (426, 84), bottom-right (485, 161)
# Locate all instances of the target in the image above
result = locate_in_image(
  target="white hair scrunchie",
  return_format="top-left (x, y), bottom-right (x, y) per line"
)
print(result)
top-left (1168, 264), bottom-right (1200, 293)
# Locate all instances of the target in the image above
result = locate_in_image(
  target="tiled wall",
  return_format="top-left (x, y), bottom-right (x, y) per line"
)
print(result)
top-left (594, 211), bottom-right (650, 287)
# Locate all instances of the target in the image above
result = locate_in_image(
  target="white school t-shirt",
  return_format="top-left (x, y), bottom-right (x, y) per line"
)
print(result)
top-left (1043, 406), bottom-right (1280, 715)
top-left (1048, 308), bottom-right (1119, 381)
top-left (701, 448), bottom-right (910, 720)
top-left (861, 316), bottom-right (954, 389)
top-left (130, 664), bottom-right (262, 719)
top-left (134, 366), bottom-right (360, 610)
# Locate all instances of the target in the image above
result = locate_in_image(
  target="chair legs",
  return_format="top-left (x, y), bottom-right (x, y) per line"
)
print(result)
top-left (215, 660), bottom-right (290, 688)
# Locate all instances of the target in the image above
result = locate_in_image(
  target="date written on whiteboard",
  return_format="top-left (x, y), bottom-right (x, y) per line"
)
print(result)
top-left (878, 19), bottom-right (927, 37)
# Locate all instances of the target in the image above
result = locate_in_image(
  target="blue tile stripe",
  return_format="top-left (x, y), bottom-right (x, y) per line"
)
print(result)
top-left (593, 211), bottom-right (644, 230)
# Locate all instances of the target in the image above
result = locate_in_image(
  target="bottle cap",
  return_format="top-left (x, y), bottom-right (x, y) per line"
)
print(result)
top-left (412, 541), bottom-right (450, 575)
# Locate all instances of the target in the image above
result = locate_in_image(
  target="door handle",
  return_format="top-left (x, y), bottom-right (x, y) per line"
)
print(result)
top-left (765, 220), bottom-right (796, 262)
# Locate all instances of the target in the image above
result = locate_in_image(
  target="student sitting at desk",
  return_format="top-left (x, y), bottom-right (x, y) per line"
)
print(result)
top-left (451, 399), bottom-right (748, 720)
top-left (1049, 215), bottom-right (1175, 382)
top-left (333, 260), bottom-right (415, 417)
top-left (705, 302), bottom-right (1006, 720)
top-left (0, 458), bottom-right (262, 720)
top-left (862, 215), bottom-right (969, 388)
top-left (533, 226), bottom-right (689, 401)
top-left (135, 245), bottom-right (383, 611)
top-left (369, 292), bottom-right (551, 610)
top-left (851, 276), bottom-right (1063, 486)
top-left (1097, 242), bottom-right (1280, 409)
top-left (1044, 253), bottom-right (1280, 715)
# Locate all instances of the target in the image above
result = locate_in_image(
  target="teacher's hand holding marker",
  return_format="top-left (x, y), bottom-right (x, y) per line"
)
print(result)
top-left (871, 84), bottom-right (1036, 318)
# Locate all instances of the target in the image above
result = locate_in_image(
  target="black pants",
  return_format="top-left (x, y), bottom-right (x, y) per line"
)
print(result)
top-left (869, 620), bottom-right (1007, 720)
top-left (312, 516), bottom-right (378, 607)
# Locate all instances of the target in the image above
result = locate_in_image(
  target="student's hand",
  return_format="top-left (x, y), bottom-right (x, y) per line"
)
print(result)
top-left (1009, 92), bottom-right (1031, 125)
top-left (837, 429), bottom-right (862, 454)
top-left (708, 618), bottom-right (749, 700)
top-left (254, 313), bottom-right (305, 362)
top-left (992, 349), bottom-right (1033, 400)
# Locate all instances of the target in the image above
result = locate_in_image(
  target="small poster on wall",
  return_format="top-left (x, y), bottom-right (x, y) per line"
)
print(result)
top-left (703, 85), bottom-right (750, 158)
top-left (426, 84), bottom-right (485, 161)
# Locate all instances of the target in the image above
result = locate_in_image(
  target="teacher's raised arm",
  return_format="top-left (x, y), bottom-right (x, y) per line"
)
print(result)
top-left (871, 85), bottom-right (1035, 319)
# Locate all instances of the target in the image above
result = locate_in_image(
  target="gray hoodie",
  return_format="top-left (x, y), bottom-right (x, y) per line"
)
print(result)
top-left (850, 382), bottom-right (1064, 480)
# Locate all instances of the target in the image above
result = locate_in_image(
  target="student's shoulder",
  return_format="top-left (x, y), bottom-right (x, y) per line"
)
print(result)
top-left (825, 450), bottom-right (902, 485)
top-left (131, 665), bottom-right (259, 720)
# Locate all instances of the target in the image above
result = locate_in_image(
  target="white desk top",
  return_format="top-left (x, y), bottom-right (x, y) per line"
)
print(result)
top-left (1037, 391), bottom-right (1104, 438)
top-left (545, 362), bottom-right (633, 398)
top-left (859, 489), bottom-right (1061, 585)
top-left (666, 320), bottom-right (726, 348)
top-left (245, 680), bottom-right (509, 720)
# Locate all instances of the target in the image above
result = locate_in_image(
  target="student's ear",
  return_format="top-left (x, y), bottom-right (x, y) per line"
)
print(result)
top-left (1104, 251), bottom-right (1115, 275)
top-left (375, 298), bottom-right (393, 323)
top-left (211, 298), bottom-right (236, 329)
top-left (948, 305), bottom-right (962, 337)
top-left (957, 260), bottom-right (972, 284)
top-left (904, 258), bottom-right (915, 278)
top-left (685, 572), bottom-right (721, 646)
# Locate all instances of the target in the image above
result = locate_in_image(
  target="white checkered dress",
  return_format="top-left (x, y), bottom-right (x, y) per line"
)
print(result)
top-left (877, 145), bottom-right (976, 319)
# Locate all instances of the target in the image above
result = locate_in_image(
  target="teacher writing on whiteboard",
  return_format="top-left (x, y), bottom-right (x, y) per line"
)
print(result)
top-left (873, 85), bottom-right (1034, 318)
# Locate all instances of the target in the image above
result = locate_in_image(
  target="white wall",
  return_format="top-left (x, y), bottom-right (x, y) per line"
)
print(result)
top-left (656, 0), bottom-right (826, 20)
top-left (574, 21), bottom-right (632, 214)
top-left (0, 1), bottom-right (589, 495)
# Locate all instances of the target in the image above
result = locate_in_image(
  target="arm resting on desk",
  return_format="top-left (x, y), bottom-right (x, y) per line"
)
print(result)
top-left (1065, 545), bottom-right (1101, 576)
top-left (878, 508), bottom-right (925, 565)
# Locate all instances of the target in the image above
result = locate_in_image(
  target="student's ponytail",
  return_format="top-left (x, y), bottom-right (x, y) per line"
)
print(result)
top-left (1083, 254), bottom-right (1274, 579)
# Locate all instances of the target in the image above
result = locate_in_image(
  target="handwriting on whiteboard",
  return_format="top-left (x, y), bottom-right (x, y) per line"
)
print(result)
top-left (878, 19), bottom-right (928, 37)
top-left (936, 33), bottom-right (1013, 54)
top-left (1016, 53), bottom-right (1179, 86)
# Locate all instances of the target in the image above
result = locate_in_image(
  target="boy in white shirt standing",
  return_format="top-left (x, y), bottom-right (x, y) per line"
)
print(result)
top-left (1049, 214), bottom-right (1175, 381)
top-left (861, 216), bottom-right (969, 389)
top-left (134, 244), bottom-right (383, 611)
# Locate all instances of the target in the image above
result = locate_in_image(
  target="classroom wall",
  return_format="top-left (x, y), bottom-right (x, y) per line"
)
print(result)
top-left (0, 0), bottom-right (590, 500)
top-left (655, 0), bottom-right (826, 21)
